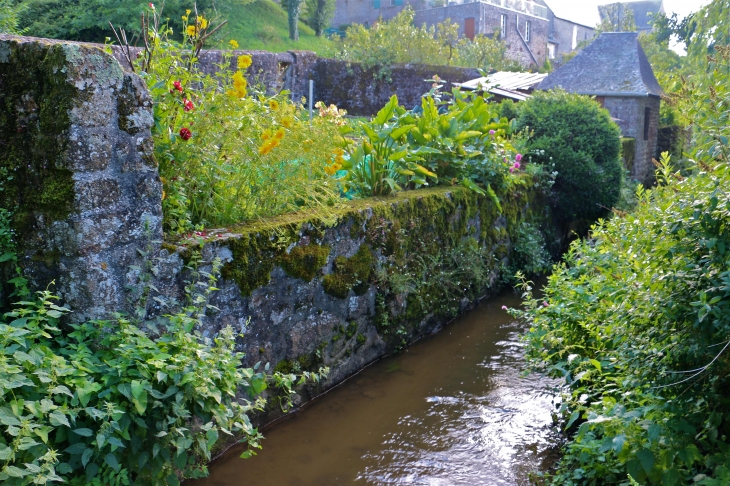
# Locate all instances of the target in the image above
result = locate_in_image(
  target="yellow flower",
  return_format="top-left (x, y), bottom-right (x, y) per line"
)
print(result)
top-left (261, 129), bottom-right (272, 141)
top-left (182, 15), bottom-right (188, 21)
top-left (281, 116), bottom-right (294, 128)
top-left (228, 70), bottom-right (248, 98)
top-left (258, 138), bottom-right (280, 155)
top-left (186, 9), bottom-right (191, 15)
top-left (186, 25), bottom-right (197, 37)
top-left (268, 99), bottom-right (280, 110)
top-left (229, 39), bottom-right (239, 49)
top-left (198, 17), bottom-right (208, 29)
top-left (238, 54), bottom-right (253, 70)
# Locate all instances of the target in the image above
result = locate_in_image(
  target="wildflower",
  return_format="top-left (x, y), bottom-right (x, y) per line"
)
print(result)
top-left (183, 98), bottom-right (194, 111)
top-left (149, 2), bottom-right (155, 9)
top-left (258, 138), bottom-right (280, 155)
top-left (269, 99), bottom-right (280, 110)
top-left (229, 39), bottom-right (239, 49)
top-left (489, 129), bottom-right (496, 136)
top-left (186, 25), bottom-right (198, 37)
top-left (238, 54), bottom-right (253, 70)
top-left (543, 301), bottom-right (549, 307)
top-left (513, 161), bottom-right (521, 170)
top-left (509, 167), bottom-right (514, 173)
top-left (186, 9), bottom-right (191, 14)
top-left (173, 80), bottom-right (183, 92)
top-left (274, 128), bottom-right (286, 140)
top-left (182, 15), bottom-right (188, 21)
top-left (228, 70), bottom-right (248, 98)
top-left (501, 305), bottom-right (508, 310)
top-left (261, 129), bottom-right (272, 141)
top-left (515, 153), bottom-right (523, 162)
top-left (179, 127), bottom-right (192, 141)
top-left (198, 17), bottom-right (208, 29)
top-left (281, 116), bottom-right (294, 128)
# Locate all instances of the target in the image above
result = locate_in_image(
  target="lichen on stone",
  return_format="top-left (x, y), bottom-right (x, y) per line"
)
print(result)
top-left (322, 245), bottom-right (374, 299)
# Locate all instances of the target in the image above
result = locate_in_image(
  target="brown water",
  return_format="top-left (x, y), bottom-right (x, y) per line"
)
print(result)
top-left (191, 291), bottom-right (561, 486)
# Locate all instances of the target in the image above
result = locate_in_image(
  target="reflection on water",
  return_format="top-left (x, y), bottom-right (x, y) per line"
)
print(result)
top-left (190, 291), bottom-right (561, 486)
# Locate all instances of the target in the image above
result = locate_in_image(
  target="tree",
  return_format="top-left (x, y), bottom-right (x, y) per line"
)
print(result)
top-left (0, 0), bottom-right (27, 35)
top-left (285, 0), bottom-right (304, 40)
top-left (597, 3), bottom-right (637, 32)
top-left (304, 0), bottom-right (335, 36)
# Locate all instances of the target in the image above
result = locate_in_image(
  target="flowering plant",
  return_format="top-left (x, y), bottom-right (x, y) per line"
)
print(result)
top-left (119, 6), bottom-right (346, 233)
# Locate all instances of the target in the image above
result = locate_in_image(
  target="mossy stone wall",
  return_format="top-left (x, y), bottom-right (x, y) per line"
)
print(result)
top-left (155, 182), bottom-right (546, 407)
top-left (0, 35), bottom-right (162, 320)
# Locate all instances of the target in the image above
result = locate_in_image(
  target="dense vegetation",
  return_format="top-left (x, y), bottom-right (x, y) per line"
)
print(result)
top-left (515, 1), bottom-right (730, 483)
top-left (332, 8), bottom-right (521, 78)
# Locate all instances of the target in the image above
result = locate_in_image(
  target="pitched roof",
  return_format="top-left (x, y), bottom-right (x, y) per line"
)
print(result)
top-left (537, 32), bottom-right (664, 97)
top-left (457, 71), bottom-right (548, 101)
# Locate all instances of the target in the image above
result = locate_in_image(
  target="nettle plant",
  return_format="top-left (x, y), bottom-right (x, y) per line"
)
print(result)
top-left (112, 4), bottom-right (347, 233)
top-left (0, 257), bottom-right (327, 485)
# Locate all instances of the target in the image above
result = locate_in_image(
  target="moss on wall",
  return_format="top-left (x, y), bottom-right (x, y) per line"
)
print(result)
top-left (322, 245), bottom-right (374, 298)
top-left (279, 244), bottom-right (330, 282)
top-left (0, 42), bottom-right (78, 235)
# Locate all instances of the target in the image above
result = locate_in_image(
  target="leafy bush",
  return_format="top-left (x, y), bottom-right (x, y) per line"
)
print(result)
top-left (514, 47), bottom-right (730, 485)
top-left (515, 90), bottom-right (623, 223)
top-left (126, 7), bottom-right (346, 232)
top-left (332, 7), bottom-right (517, 79)
top-left (0, 259), bottom-right (326, 485)
top-left (341, 90), bottom-right (526, 199)
top-left (508, 222), bottom-right (551, 277)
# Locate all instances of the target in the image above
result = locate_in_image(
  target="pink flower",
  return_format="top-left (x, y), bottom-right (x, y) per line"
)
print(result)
top-left (173, 80), bottom-right (183, 92)
top-left (513, 161), bottom-right (521, 170)
top-left (515, 153), bottom-right (523, 162)
top-left (501, 305), bottom-right (508, 310)
top-left (183, 98), bottom-right (194, 111)
top-left (149, 2), bottom-right (155, 9)
top-left (543, 301), bottom-right (549, 307)
top-left (179, 127), bottom-right (192, 140)
top-left (489, 129), bottom-right (496, 136)
top-left (509, 167), bottom-right (515, 173)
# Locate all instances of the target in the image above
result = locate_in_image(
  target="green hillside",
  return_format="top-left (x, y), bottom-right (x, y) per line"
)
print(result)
top-left (225, 0), bottom-right (333, 54)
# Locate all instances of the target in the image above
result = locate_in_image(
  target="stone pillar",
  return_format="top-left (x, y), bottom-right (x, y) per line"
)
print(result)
top-left (0, 35), bottom-right (162, 321)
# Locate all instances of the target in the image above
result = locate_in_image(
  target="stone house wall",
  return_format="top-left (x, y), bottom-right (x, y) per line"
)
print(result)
top-left (413, 2), bottom-right (549, 68)
top-left (333, 0), bottom-right (427, 28)
top-left (548, 16), bottom-right (595, 62)
top-left (602, 95), bottom-right (660, 183)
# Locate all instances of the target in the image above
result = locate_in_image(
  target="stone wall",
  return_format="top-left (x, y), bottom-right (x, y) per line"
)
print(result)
top-left (602, 95), bottom-right (660, 184)
top-left (108, 45), bottom-right (478, 116)
top-left (0, 35), bottom-right (550, 418)
top-left (0, 34), bottom-right (162, 321)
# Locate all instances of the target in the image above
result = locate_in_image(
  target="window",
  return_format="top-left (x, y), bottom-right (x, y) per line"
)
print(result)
top-left (372, 0), bottom-right (380, 8)
top-left (390, 0), bottom-right (402, 6)
top-left (547, 43), bottom-right (555, 59)
top-left (500, 14), bottom-right (506, 39)
top-left (644, 107), bottom-right (651, 140)
top-left (525, 20), bottom-right (531, 42)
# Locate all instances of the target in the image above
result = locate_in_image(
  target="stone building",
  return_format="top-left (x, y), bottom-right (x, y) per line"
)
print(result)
top-left (537, 32), bottom-right (664, 184)
top-left (332, 0), bottom-right (552, 69)
top-left (544, 0), bottom-right (597, 63)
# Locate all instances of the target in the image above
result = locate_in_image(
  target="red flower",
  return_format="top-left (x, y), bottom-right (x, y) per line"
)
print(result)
top-left (173, 80), bottom-right (183, 92)
top-left (149, 2), bottom-right (155, 9)
top-left (183, 98), bottom-right (194, 111)
top-left (179, 128), bottom-right (192, 141)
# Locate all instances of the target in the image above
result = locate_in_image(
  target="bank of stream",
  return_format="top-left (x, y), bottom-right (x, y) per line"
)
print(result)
top-left (191, 289), bottom-right (562, 485)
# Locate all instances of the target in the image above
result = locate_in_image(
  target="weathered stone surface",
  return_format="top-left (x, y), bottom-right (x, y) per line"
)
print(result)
top-left (0, 35), bottom-right (162, 321)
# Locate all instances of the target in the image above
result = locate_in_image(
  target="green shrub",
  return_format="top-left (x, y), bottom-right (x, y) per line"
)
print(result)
top-left (515, 90), bottom-right (623, 222)
top-left (508, 222), bottom-right (550, 276)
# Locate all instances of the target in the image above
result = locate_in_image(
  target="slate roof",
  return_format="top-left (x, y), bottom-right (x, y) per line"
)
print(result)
top-left (537, 32), bottom-right (664, 97)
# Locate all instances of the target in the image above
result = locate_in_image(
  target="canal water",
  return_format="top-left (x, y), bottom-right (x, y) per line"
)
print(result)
top-left (192, 290), bottom-right (561, 485)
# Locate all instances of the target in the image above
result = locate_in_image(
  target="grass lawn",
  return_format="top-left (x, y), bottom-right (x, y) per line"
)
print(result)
top-left (224, 0), bottom-right (334, 54)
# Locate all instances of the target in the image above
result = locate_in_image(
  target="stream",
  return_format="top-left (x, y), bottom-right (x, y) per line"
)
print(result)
top-left (191, 289), bottom-right (562, 485)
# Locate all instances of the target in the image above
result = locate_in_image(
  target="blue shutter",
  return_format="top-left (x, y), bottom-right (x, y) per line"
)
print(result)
top-left (394, 0), bottom-right (403, 6)
top-left (372, 0), bottom-right (380, 8)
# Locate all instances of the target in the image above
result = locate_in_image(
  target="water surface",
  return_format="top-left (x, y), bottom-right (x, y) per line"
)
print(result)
top-left (192, 290), bottom-right (561, 485)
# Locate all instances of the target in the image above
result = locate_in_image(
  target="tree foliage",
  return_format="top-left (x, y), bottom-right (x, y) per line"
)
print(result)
top-left (515, 90), bottom-right (623, 223)
top-left (596, 3), bottom-right (637, 33)
top-left (304, 0), bottom-right (335, 37)
top-left (333, 8), bottom-right (519, 77)
top-left (0, 0), bottom-right (26, 35)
